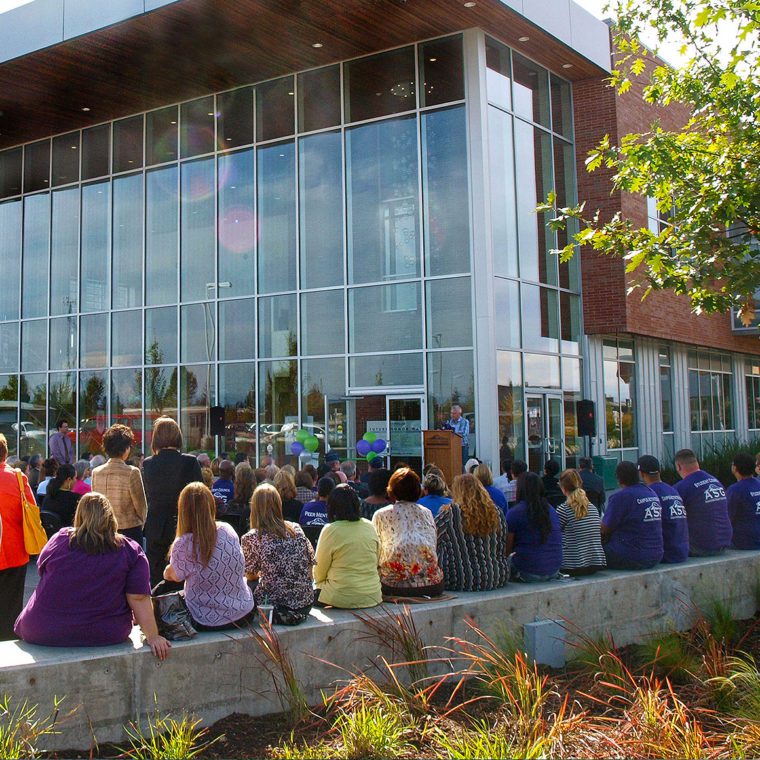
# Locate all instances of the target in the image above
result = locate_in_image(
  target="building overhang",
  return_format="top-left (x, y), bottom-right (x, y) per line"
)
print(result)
top-left (0, 0), bottom-right (610, 149)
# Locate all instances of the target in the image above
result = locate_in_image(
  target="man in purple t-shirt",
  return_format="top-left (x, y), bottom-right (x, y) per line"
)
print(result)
top-left (601, 460), bottom-right (663, 570)
top-left (637, 454), bottom-right (689, 564)
top-left (674, 448), bottom-right (732, 556)
top-left (727, 452), bottom-right (760, 550)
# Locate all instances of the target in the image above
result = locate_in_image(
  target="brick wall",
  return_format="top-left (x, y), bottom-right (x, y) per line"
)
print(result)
top-left (573, 52), bottom-right (760, 356)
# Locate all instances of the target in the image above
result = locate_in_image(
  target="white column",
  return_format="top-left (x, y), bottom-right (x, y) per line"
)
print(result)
top-left (733, 354), bottom-right (749, 442)
top-left (583, 335), bottom-right (607, 455)
top-left (634, 337), bottom-right (663, 458)
top-left (463, 28), bottom-right (499, 468)
top-left (670, 342), bottom-right (692, 452)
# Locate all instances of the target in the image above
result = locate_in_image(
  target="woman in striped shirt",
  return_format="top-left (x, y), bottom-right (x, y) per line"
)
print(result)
top-left (556, 469), bottom-right (606, 576)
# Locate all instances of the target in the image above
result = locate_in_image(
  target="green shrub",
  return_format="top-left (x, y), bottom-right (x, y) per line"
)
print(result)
top-left (123, 706), bottom-right (218, 759)
top-left (661, 436), bottom-right (760, 487)
top-left (0, 696), bottom-right (62, 760)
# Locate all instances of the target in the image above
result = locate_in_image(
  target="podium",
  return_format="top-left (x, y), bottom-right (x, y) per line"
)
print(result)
top-left (423, 430), bottom-right (462, 487)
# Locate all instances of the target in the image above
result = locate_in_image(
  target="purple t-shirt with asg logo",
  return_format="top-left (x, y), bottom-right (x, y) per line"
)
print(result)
top-left (648, 481), bottom-right (689, 564)
top-left (726, 476), bottom-right (760, 550)
top-left (674, 470), bottom-right (732, 553)
top-left (601, 483), bottom-right (664, 565)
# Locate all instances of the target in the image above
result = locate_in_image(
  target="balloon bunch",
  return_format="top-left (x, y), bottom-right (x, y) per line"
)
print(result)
top-left (290, 428), bottom-right (320, 456)
top-left (355, 431), bottom-right (387, 461)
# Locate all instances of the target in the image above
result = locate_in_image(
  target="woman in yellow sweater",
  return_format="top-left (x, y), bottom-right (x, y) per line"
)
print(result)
top-left (313, 484), bottom-right (382, 609)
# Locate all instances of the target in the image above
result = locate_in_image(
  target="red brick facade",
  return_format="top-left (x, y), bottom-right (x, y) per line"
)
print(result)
top-left (573, 58), bottom-right (760, 356)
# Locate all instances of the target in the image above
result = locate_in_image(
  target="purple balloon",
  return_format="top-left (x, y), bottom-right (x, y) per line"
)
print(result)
top-left (356, 439), bottom-right (371, 457)
top-left (290, 441), bottom-right (305, 455)
top-left (371, 438), bottom-right (386, 454)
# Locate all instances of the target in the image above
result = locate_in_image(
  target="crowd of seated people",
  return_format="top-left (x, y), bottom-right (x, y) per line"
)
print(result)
top-left (6, 425), bottom-right (760, 659)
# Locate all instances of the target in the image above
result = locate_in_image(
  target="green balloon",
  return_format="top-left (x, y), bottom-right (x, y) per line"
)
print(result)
top-left (304, 435), bottom-right (319, 452)
top-left (366, 451), bottom-right (378, 461)
top-left (296, 428), bottom-right (309, 443)
top-left (362, 431), bottom-right (377, 444)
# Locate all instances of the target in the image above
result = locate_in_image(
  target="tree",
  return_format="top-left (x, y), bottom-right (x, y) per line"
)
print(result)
top-left (540, 0), bottom-right (760, 321)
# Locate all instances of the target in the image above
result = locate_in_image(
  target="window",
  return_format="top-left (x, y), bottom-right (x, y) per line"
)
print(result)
top-left (688, 349), bottom-right (733, 433)
top-left (604, 338), bottom-right (636, 450)
top-left (746, 362), bottom-right (760, 430)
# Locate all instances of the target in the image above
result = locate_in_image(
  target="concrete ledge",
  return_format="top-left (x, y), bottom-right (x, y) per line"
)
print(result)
top-left (2, 551), bottom-right (760, 750)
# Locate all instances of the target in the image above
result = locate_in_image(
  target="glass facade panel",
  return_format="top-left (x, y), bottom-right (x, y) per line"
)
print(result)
top-left (514, 121), bottom-right (555, 284)
top-left (180, 96), bottom-right (215, 159)
top-left (494, 278), bottom-right (521, 349)
top-left (218, 87), bottom-right (254, 149)
top-left (82, 124), bottom-right (110, 181)
top-left (112, 310), bottom-right (141, 367)
top-left (523, 352), bottom-right (560, 388)
top-left (112, 116), bottom-right (144, 173)
top-left (145, 306), bottom-right (177, 365)
top-left (747, 375), bottom-right (760, 430)
top-left (51, 132), bottom-right (80, 187)
top-left (299, 131), bottom-right (343, 290)
top-left (298, 66), bottom-right (341, 133)
top-left (50, 187), bottom-right (80, 315)
top-left (49, 316), bottom-right (77, 370)
top-left (144, 364), bottom-right (177, 438)
top-left (423, 106), bottom-right (469, 276)
top-left (485, 37), bottom-right (511, 110)
top-left (0, 374), bottom-right (18, 456)
top-left (256, 76), bottom-right (295, 142)
top-left (512, 52), bottom-right (550, 127)
top-left (257, 142), bottom-right (296, 293)
top-left (428, 349), bottom-right (474, 431)
top-left (301, 289), bottom-right (344, 356)
top-left (180, 158), bottom-right (215, 302)
top-left (146, 166), bottom-right (179, 305)
top-left (218, 298), bottom-right (255, 361)
top-left (80, 312), bottom-right (108, 369)
top-left (181, 303), bottom-right (215, 363)
top-left (350, 352), bottom-right (423, 388)
top-left (0, 148), bottom-right (23, 198)
top-left (554, 139), bottom-right (580, 290)
top-left (79, 370), bottom-right (107, 456)
top-left (80, 181), bottom-right (110, 312)
top-left (111, 367), bottom-right (142, 442)
top-left (21, 320), bottom-right (47, 372)
top-left (19, 373), bottom-right (46, 457)
top-left (219, 362), bottom-right (256, 457)
top-left (345, 47), bottom-right (416, 123)
top-left (419, 36), bottom-right (464, 107)
top-left (562, 356), bottom-right (582, 467)
top-left (347, 115), bottom-right (419, 284)
top-left (259, 360), bottom-right (298, 462)
top-left (180, 364), bottom-right (213, 452)
top-left (426, 277), bottom-right (472, 348)
top-left (112, 173), bottom-right (143, 309)
top-left (521, 284), bottom-right (559, 352)
top-left (218, 149), bottom-right (255, 296)
top-left (550, 75), bottom-right (573, 138)
top-left (604, 339), bottom-right (636, 450)
top-left (146, 105), bottom-right (179, 165)
top-left (0, 200), bottom-right (21, 320)
top-left (24, 140), bottom-right (50, 194)
top-left (302, 357), bottom-right (346, 438)
top-left (560, 292), bottom-right (581, 351)
top-left (349, 283), bottom-right (422, 353)
top-left (22, 193), bottom-right (50, 319)
top-left (258, 294), bottom-right (297, 358)
top-left (497, 350), bottom-right (524, 462)
top-left (0, 322), bottom-right (18, 373)
top-left (49, 371), bottom-right (76, 428)
top-left (489, 107), bottom-right (518, 278)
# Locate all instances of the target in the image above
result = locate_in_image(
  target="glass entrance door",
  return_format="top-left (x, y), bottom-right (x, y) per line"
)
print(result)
top-left (526, 393), bottom-right (564, 473)
top-left (386, 396), bottom-right (424, 473)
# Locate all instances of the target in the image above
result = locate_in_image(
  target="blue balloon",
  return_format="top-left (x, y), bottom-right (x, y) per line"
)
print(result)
top-left (371, 438), bottom-right (386, 454)
top-left (290, 441), bottom-right (305, 455)
top-left (356, 439), bottom-right (371, 457)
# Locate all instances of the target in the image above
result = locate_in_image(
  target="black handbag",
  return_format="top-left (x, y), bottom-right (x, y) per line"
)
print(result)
top-left (152, 591), bottom-right (197, 640)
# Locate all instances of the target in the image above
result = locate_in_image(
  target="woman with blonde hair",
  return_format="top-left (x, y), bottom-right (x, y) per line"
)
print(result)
top-left (273, 469), bottom-right (303, 522)
top-left (164, 482), bottom-right (254, 630)
top-left (435, 473), bottom-right (509, 591)
top-left (241, 483), bottom-right (315, 625)
top-left (474, 463), bottom-right (508, 514)
top-left (15, 492), bottom-right (170, 658)
top-left (556, 469), bottom-right (605, 576)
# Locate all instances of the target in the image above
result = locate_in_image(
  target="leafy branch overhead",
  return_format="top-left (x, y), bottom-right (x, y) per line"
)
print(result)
top-left (538, 0), bottom-right (760, 320)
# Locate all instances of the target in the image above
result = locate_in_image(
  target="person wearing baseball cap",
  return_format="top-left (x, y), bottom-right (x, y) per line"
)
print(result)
top-left (637, 455), bottom-right (689, 564)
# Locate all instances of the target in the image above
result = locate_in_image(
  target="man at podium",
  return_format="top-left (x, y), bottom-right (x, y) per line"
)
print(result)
top-left (442, 405), bottom-right (470, 471)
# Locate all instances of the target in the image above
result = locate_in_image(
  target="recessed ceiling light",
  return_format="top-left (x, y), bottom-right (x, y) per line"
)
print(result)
top-left (70, 145), bottom-right (77, 149)
top-left (312, 42), bottom-right (323, 48)
top-left (81, 107), bottom-right (91, 112)
top-left (429, 57), bottom-right (437, 62)
top-left (562, 63), bottom-right (573, 68)
top-left (287, 91), bottom-right (294, 95)
top-left (518, 36), bottom-right (530, 42)
top-left (207, 112), bottom-right (214, 116)
top-left (463, 1), bottom-right (476, 6)
top-left (170, 120), bottom-right (177, 125)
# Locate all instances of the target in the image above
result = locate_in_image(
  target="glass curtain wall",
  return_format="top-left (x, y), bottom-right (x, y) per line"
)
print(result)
top-left (487, 36), bottom-right (581, 468)
top-left (688, 348), bottom-right (734, 457)
top-left (0, 35), bottom-right (472, 463)
top-left (603, 338), bottom-right (637, 462)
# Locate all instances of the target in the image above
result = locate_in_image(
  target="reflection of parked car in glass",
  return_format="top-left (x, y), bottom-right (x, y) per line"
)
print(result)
top-left (13, 421), bottom-right (47, 442)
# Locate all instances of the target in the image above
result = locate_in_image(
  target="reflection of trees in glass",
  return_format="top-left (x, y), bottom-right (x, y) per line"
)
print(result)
top-left (0, 375), bottom-right (22, 401)
top-left (139, 339), bottom-right (178, 417)
top-left (498, 383), bottom-right (523, 461)
top-left (49, 377), bottom-right (75, 424)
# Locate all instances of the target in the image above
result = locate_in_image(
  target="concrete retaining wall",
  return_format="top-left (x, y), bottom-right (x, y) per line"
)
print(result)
top-left (2, 551), bottom-right (759, 751)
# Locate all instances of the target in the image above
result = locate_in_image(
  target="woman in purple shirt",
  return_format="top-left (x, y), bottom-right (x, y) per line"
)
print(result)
top-left (164, 482), bottom-right (254, 631)
top-left (15, 493), bottom-right (170, 659)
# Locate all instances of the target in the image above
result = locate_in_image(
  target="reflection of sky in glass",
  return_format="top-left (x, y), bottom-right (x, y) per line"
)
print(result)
top-left (0, 1), bottom-right (35, 15)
